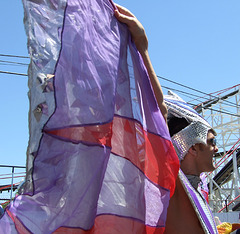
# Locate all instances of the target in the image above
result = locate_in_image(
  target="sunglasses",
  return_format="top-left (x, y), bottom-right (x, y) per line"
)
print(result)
top-left (207, 138), bottom-right (217, 147)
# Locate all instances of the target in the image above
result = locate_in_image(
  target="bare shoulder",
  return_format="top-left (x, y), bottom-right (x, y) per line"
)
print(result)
top-left (164, 177), bottom-right (204, 234)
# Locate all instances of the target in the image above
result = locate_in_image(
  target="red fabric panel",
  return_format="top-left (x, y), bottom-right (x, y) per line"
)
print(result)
top-left (46, 122), bottom-right (113, 146)
top-left (45, 116), bottom-right (179, 196)
top-left (54, 215), bottom-right (165, 233)
top-left (111, 117), bottom-right (179, 196)
top-left (6, 209), bottom-right (30, 234)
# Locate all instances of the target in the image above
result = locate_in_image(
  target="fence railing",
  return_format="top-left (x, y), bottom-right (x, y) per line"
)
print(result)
top-left (0, 165), bottom-right (26, 202)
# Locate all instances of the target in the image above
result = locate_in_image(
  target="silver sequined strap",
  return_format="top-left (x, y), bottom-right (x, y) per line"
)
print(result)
top-left (179, 170), bottom-right (218, 234)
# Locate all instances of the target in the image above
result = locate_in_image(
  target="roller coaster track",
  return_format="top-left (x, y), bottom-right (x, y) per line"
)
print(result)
top-left (195, 84), bottom-right (240, 213)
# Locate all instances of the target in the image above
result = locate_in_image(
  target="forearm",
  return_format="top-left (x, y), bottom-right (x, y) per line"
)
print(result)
top-left (114, 4), bottom-right (168, 121)
top-left (139, 49), bottom-right (168, 122)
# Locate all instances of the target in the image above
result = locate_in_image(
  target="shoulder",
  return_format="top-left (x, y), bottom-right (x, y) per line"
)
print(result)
top-left (164, 177), bottom-right (204, 234)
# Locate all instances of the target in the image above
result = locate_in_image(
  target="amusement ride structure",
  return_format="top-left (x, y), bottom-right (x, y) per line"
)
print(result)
top-left (193, 84), bottom-right (240, 214)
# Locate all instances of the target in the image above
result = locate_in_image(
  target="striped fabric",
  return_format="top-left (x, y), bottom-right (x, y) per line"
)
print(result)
top-left (179, 170), bottom-right (218, 234)
top-left (0, 1), bottom-right (179, 233)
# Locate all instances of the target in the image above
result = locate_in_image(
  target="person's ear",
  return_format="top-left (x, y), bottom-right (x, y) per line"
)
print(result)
top-left (188, 145), bottom-right (198, 157)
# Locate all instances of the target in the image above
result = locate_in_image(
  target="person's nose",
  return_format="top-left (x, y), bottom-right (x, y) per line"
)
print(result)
top-left (214, 145), bottom-right (218, 153)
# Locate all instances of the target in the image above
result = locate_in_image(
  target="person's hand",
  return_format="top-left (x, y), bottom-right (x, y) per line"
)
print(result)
top-left (114, 4), bottom-right (148, 54)
top-left (114, 3), bottom-right (168, 121)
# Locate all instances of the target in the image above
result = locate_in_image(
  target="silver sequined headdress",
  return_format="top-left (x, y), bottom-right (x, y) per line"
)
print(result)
top-left (164, 91), bottom-right (216, 161)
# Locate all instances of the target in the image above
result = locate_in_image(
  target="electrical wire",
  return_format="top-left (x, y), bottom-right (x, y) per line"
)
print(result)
top-left (0, 70), bottom-right (27, 76)
top-left (161, 85), bottom-right (204, 101)
top-left (188, 102), bottom-right (240, 118)
top-left (0, 54), bottom-right (239, 117)
top-left (158, 75), bottom-right (240, 108)
top-left (157, 75), bottom-right (212, 97)
top-left (0, 60), bottom-right (29, 66)
top-left (0, 54), bottom-right (29, 59)
top-left (0, 54), bottom-right (29, 76)
top-left (163, 91), bottom-right (238, 117)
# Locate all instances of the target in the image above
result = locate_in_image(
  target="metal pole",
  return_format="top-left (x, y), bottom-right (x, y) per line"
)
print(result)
top-left (232, 151), bottom-right (240, 196)
top-left (209, 177), bottom-right (214, 210)
top-left (225, 195), bottom-right (230, 212)
top-left (10, 167), bottom-right (15, 201)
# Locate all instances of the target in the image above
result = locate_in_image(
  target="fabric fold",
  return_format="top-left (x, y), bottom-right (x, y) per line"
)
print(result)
top-left (0, 0), bottom-right (179, 233)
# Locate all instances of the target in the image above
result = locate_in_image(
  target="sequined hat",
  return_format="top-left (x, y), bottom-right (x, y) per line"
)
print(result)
top-left (164, 91), bottom-right (216, 161)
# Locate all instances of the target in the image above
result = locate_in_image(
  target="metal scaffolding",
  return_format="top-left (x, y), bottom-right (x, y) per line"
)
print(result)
top-left (195, 84), bottom-right (240, 213)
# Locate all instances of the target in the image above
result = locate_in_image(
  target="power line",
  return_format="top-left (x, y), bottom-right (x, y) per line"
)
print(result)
top-left (0, 54), bottom-right (29, 59)
top-left (158, 75), bottom-right (240, 109)
top-left (163, 87), bottom-right (240, 118)
top-left (161, 85), bottom-right (203, 100)
top-left (188, 102), bottom-right (240, 118)
top-left (0, 71), bottom-right (27, 76)
top-left (0, 58), bottom-right (239, 117)
top-left (157, 75), bottom-right (211, 97)
top-left (165, 88), bottom-right (240, 117)
top-left (131, 73), bottom-right (239, 118)
top-left (0, 60), bottom-right (29, 66)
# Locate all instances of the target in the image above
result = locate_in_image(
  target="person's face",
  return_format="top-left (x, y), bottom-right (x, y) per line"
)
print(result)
top-left (196, 131), bottom-right (218, 173)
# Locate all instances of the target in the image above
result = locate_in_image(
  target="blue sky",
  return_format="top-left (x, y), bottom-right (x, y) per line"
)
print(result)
top-left (0, 1), bottom-right (28, 168)
top-left (115, 0), bottom-right (240, 94)
top-left (0, 1), bottom-right (239, 177)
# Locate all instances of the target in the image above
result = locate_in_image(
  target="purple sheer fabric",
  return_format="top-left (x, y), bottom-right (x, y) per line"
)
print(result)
top-left (0, 0), bottom-right (178, 233)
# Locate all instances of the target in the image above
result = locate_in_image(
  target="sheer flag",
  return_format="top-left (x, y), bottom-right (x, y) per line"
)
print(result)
top-left (0, 0), bottom-right (179, 233)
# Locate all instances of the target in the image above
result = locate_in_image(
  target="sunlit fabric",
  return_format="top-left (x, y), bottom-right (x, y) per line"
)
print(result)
top-left (0, 0), bottom-right (179, 233)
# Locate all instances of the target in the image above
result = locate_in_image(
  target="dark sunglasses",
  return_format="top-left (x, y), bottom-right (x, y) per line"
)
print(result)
top-left (207, 138), bottom-right (217, 146)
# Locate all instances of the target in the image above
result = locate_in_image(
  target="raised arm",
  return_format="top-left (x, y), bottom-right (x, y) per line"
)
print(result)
top-left (114, 4), bottom-right (168, 121)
